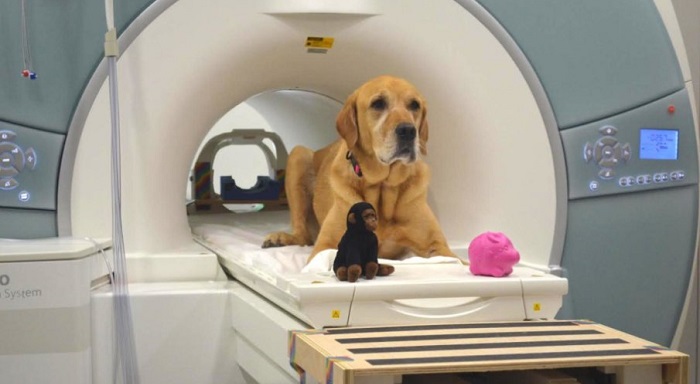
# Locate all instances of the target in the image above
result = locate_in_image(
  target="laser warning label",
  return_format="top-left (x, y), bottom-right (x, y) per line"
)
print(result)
top-left (305, 36), bottom-right (334, 53)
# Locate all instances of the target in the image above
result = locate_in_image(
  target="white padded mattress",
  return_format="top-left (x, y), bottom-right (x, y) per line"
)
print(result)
top-left (189, 210), bottom-right (567, 328)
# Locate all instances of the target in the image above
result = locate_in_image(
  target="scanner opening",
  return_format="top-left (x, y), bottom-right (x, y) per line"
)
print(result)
top-left (187, 89), bottom-right (341, 201)
top-left (70, 0), bottom-right (560, 278)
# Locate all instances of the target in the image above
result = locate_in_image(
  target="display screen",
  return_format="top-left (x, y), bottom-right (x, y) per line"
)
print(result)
top-left (639, 128), bottom-right (679, 160)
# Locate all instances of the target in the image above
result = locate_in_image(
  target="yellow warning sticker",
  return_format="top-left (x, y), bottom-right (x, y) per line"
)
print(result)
top-left (305, 36), bottom-right (335, 49)
top-left (331, 310), bottom-right (341, 319)
top-left (533, 303), bottom-right (542, 312)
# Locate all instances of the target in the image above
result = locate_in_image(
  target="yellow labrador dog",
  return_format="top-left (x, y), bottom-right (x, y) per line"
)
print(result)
top-left (263, 75), bottom-right (456, 262)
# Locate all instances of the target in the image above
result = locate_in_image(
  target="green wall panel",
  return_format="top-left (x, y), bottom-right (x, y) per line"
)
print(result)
top-left (473, 0), bottom-right (684, 129)
top-left (560, 185), bottom-right (698, 345)
top-left (0, 0), bottom-right (155, 134)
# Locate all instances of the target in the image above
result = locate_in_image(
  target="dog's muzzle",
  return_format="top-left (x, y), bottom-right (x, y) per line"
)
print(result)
top-left (393, 123), bottom-right (417, 162)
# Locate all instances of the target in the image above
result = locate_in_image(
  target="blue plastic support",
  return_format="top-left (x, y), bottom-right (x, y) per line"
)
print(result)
top-left (220, 176), bottom-right (282, 201)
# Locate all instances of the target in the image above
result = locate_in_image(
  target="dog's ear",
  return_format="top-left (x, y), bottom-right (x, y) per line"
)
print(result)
top-left (337, 91), bottom-right (359, 149)
top-left (418, 104), bottom-right (429, 155)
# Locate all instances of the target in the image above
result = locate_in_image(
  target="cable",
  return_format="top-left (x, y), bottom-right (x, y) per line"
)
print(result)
top-left (84, 237), bottom-right (115, 286)
top-left (19, 0), bottom-right (37, 79)
top-left (104, 2), bottom-right (141, 383)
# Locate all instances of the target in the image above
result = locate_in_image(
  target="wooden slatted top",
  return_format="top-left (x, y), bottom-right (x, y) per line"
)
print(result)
top-left (289, 320), bottom-right (687, 384)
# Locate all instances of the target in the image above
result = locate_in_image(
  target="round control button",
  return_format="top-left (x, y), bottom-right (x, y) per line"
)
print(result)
top-left (11, 146), bottom-right (24, 171)
top-left (0, 148), bottom-right (21, 178)
top-left (670, 171), bottom-right (686, 181)
top-left (613, 143), bottom-right (623, 159)
top-left (0, 178), bottom-right (19, 190)
top-left (598, 168), bottom-right (615, 180)
top-left (599, 125), bottom-right (618, 136)
top-left (598, 145), bottom-right (619, 168)
top-left (0, 142), bottom-right (16, 154)
top-left (583, 143), bottom-right (594, 162)
top-left (0, 142), bottom-right (25, 172)
top-left (0, 152), bottom-right (16, 170)
top-left (594, 136), bottom-right (618, 162)
top-left (0, 130), bottom-right (17, 141)
top-left (25, 147), bottom-right (37, 169)
top-left (598, 156), bottom-right (618, 168)
top-left (602, 146), bottom-right (614, 158)
top-left (653, 173), bottom-right (669, 183)
top-left (589, 181), bottom-right (599, 191)
top-left (18, 190), bottom-right (31, 202)
top-left (621, 143), bottom-right (632, 162)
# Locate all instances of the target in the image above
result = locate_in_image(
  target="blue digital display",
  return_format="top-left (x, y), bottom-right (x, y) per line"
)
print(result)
top-left (639, 128), bottom-right (678, 160)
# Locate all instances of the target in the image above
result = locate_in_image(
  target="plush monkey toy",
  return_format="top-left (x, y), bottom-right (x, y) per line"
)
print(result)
top-left (334, 202), bottom-right (395, 282)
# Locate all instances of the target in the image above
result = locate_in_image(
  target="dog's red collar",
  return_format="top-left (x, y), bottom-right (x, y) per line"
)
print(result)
top-left (346, 151), bottom-right (363, 177)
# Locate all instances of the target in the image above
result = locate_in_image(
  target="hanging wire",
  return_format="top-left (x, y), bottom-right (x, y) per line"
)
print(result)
top-left (104, 0), bottom-right (141, 382)
top-left (20, 0), bottom-right (36, 79)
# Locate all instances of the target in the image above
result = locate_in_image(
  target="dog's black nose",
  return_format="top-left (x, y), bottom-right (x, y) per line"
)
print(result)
top-left (395, 123), bottom-right (416, 141)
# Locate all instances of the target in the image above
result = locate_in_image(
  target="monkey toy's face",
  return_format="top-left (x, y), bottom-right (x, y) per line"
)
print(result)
top-left (361, 208), bottom-right (378, 232)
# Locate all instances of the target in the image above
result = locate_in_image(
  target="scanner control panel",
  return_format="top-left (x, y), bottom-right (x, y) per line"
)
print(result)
top-left (0, 123), bottom-right (64, 210)
top-left (1, 130), bottom-right (38, 197)
top-left (562, 90), bottom-right (698, 200)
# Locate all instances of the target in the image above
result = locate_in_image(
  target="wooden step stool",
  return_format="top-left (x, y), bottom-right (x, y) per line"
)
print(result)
top-left (289, 320), bottom-right (687, 384)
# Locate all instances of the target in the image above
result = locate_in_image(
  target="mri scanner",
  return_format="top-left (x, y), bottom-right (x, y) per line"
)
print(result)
top-left (0, 0), bottom-right (698, 383)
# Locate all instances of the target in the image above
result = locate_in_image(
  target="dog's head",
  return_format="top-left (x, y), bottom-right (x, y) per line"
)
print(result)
top-left (337, 75), bottom-right (429, 164)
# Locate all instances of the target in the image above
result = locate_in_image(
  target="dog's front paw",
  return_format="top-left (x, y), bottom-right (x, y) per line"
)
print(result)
top-left (262, 232), bottom-right (293, 248)
top-left (262, 232), bottom-right (310, 248)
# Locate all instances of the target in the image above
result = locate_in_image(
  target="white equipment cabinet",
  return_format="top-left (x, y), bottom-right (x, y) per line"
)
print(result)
top-left (0, 238), bottom-right (111, 384)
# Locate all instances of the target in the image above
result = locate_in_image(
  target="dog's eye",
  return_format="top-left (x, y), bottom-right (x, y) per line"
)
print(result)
top-left (370, 97), bottom-right (387, 111)
top-left (408, 99), bottom-right (421, 111)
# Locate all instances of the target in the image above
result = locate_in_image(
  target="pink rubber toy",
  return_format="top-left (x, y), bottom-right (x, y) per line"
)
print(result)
top-left (468, 232), bottom-right (520, 277)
